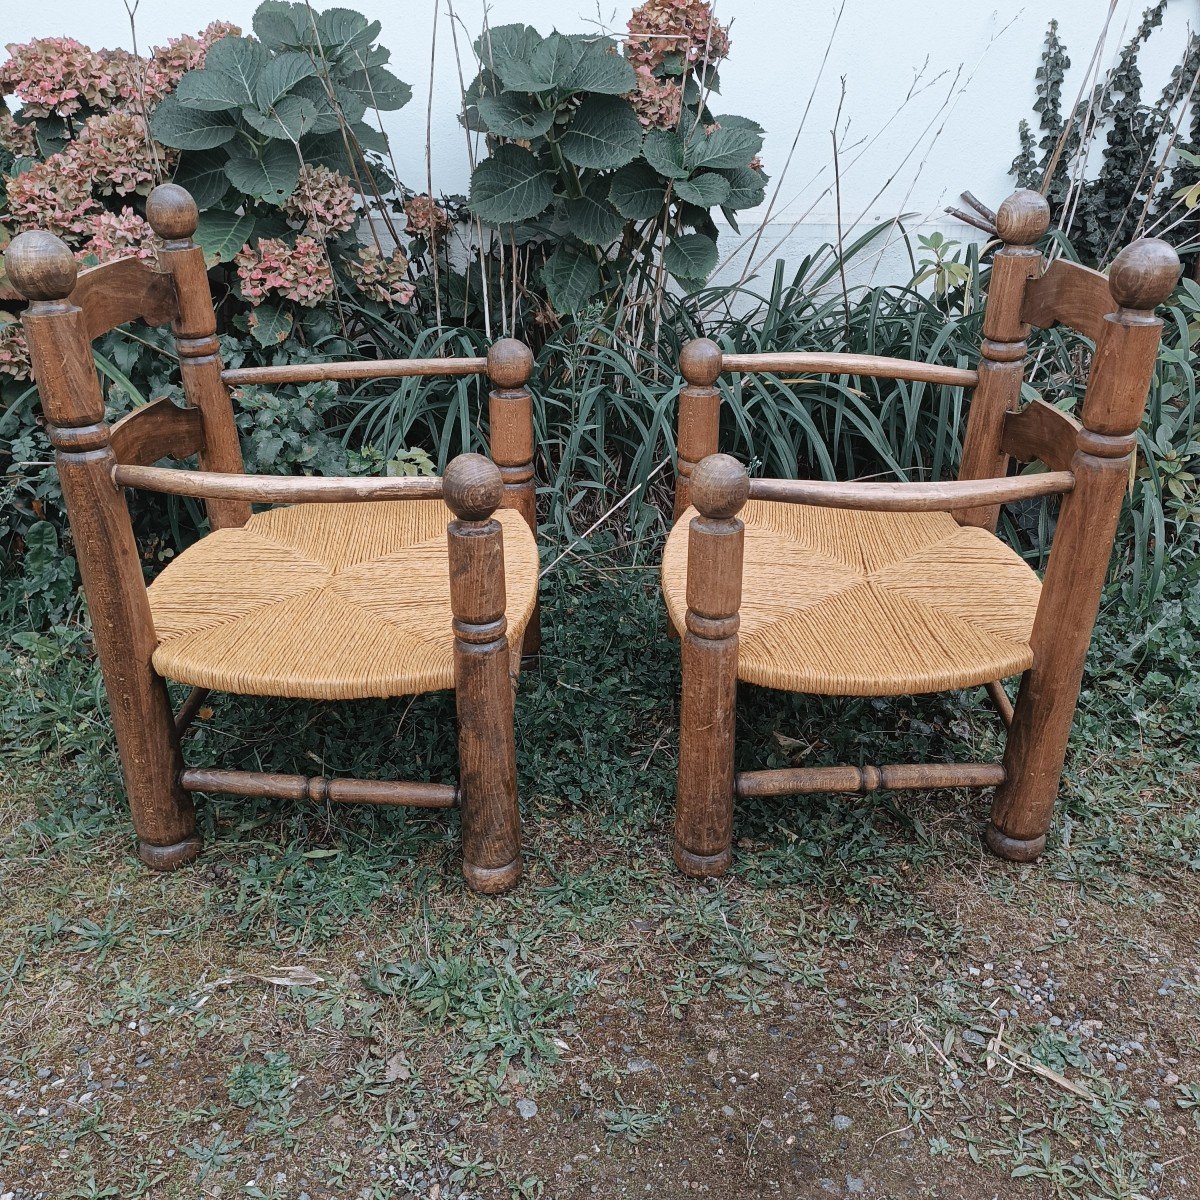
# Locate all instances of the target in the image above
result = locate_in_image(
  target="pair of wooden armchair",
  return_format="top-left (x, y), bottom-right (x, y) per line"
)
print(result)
top-left (7, 185), bottom-right (1179, 893)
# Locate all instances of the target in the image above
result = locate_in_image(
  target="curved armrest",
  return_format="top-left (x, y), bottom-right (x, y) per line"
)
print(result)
top-left (112, 463), bottom-right (444, 504)
top-left (745, 471), bottom-right (1074, 513)
top-left (720, 351), bottom-right (978, 389)
top-left (221, 356), bottom-right (488, 388)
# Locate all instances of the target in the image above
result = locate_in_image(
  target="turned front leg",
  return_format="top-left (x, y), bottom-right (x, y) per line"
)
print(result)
top-left (674, 454), bottom-right (749, 878)
top-left (445, 454), bottom-right (522, 893)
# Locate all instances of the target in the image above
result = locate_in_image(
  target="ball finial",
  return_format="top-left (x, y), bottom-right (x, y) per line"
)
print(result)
top-left (146, 183), bottom-right (199, 242)
top-left (487, 338), bottom-right (533, 390)
top-left (4, 230), bottom-right (78, 301)
top-left (680, 337), bottom-right (722, 387)
top-left (444, 453), bottom-right (504, 520)
top-left (995, 190), bottom-right (1051, 247)
top-left (1107, 238), bottom-right (1180, 312)
top-left (690, 453), bottom-right (748, 520)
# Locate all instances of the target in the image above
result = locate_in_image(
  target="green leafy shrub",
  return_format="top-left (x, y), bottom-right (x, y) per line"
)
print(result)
top-left (463, 2), bottom-right (767, 318)
top-left (1010, 5), bottom-right (1199, 262)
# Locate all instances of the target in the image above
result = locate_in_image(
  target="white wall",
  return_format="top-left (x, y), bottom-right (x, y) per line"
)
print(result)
top-left (4, 0), bottom-right (1193, 284)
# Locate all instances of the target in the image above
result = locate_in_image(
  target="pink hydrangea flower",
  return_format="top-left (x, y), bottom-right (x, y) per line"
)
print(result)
top-left (68, 112), bottom-right (168, 196)
top-left (0, 319), bottom-right (31, 380)
top-left (349, 246), bottom-right (415, 306)
top-left (0, 104), bottom-right (36, 156)
top-left (403, 193), bottom-right (450, 240)
top-left (77, 207), bottom-right (156, 264)
top-left (628, 66), bottom-right (683, 129)
top-left (0, 37), bottom-right (124, 118)
top-left (5, 156), bottom-right (99, 238)
top-left (235, 236), bottom-right (335, 307)
top-left (283, 164), bottom-right (358, 237)
top-left (138, 22), bottom-right (241, 102)
top-left (626, 0), bottom-right (731, 72)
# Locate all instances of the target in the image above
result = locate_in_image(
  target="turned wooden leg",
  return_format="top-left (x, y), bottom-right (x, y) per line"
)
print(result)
top-left (989, 237), bottom-right (1180, 861)
top-left (674, 454), bottom-right (748, 878)
top-left (7, 229), bottom-right (200, 870)
top-left (446, 454), bottom-right (522, 893)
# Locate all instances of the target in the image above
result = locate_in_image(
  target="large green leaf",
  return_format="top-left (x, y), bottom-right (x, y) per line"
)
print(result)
top-left (686, 124), bottom-right (763, 171)
top-left (563, 179), bottom-right (625, 245)
top-left (498, 31), bottom-right (583, 93)
top-left (224, 142), bottom-right (301, 202)
top-left (674, 171), bottom-right (731, 208)
top-left (663, 232), bottom-right (718, 282)
top-left (542, 244), bottom-right (602, 311)
top-left (173, 150), bottom-right (232, 210)
top-left (292, 77), bottom-right (349, 133)
top-left (243, 94), bottom-right (319, 140)
top-left (477, 93), bottom-right (556, 139)
top-left (193, 210), bottom-right (255, 266)
top-left (642, 130), bottom-right (689, 180)
top-left (469, 144), bottom-right (553, 224)
top-left (150, 97), bottom-right (237, 150)
top-left (560, 95), bottom-right (642, 170)
top-left (338, 65), bottom-right (412, 112)
top-left (609, 161), bottom-right (667, 219)
top-left (249, 301), bottom-right (294, 347)
top-left (473, 23), bottom-right (543, 71)
top-left (254, 51), bottom-right (316, 108)
top-left (314, 8), bottom-right (381, 60)
top-left (719, 165), bottom-right (767, 211)
top-left (252, 2), bottom-right (309, 50)
top-left (175, 37), bottom-right (270, 111)
top-left (566, 40), bottom-right (636, 95)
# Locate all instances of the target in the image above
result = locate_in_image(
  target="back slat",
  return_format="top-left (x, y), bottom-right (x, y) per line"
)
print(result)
top-left (1021, 258), bottom-right (1116, 340)
top-left (70, 257), bottom-right (178, 342)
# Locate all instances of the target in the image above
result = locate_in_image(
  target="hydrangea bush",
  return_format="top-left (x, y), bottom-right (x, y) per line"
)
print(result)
top-left (464, 0), bottom-right (767, 314)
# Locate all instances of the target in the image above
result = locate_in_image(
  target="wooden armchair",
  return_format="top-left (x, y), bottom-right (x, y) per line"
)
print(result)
top-left (661, 190), bottom-right (1181, 878)
top-left (6, 183), bottom-right (541, 894)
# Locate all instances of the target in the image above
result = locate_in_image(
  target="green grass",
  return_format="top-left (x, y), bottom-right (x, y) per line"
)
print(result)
top-left (0, 544), bottom-right (1198, 1197)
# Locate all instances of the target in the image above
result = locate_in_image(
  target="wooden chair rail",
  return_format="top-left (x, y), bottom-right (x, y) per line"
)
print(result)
top-left (735, 762), bottom-right (1007, 798)
top-left (1020, 258), bottom-right (1115, 341)
top-left (112, 463), bottom-right (446, 505)
top-left (179, 767), bottom-right (458, 808)
top-left (71, 257), bottom-right (179, 342)
top-left (720, 351), bottom-right (978, 389)
top-left (1001, 399), bottom-right (1083, 472)
top-left (109, 397), bottom-right (205, 466)
top-left (174, 686), bottom-right (210, 737)
top-left (222, 356), bottom-right (489, 388)
top-left (744, 470), bottom-right (1074, 512)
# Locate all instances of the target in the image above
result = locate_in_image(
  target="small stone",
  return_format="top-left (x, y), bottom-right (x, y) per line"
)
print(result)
top-left (721, 1105), bottom-right (736, 1119)
top-left (627, 1058), bottom-right (653, 1073)
top-left (832, 1114), bottom-right (852, 1132)
top-left (516, 1099), bottom-right (538, 1121)
top-left (1144, 1098), bottom-right (1160, 1111)
top-left (846, 1177), bottom-right (865, 1194)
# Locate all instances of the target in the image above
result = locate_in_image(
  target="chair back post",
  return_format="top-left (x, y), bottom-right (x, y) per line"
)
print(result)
top-left (955, 190), bottom-right (1050, 530)
top-left (5, 230), bottom-right (198, 865)
top-left (674, 453), bottom-right (748, 878)
top-left (146, 184), bottom-right (250, 530)
top-left (487, 337), bottom-right (540, 655)
top-left (444, 454), bottom-right (522, 893)
top-left (989, 237), bottom-right (1181, 861)
top-left (674, 338), bottom-right (724, 523)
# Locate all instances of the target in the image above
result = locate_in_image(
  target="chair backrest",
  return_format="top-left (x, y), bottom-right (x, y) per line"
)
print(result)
top-left (7, 183), bottom-right (251, 532)
top-left (958, 189), bottom-right (1179, 530)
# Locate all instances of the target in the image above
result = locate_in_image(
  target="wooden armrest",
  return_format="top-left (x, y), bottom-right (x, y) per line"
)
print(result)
top-left (720, 351), bottom-right (978, 389)
top-left (112, 463), bottom-right (444, 504)
top-left (221, 357), bottom-right (488, 388)
top-left (745, 471), bottom-right (1074, 512)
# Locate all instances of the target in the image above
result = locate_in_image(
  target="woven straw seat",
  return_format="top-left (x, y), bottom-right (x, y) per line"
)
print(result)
top-left (148, 499), bottom-right (539, 701)
top-left (662, 499), bottom-right (1042, 696)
